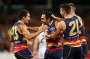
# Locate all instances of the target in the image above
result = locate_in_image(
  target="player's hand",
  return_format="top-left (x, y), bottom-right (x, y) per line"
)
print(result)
top-left (39, 24), bottom-right (47, 32)
top-left (45, 34), bottom-right (50, 38)
top-left (33, 51), bottom-right (39, 59)
top-left (45, 31), bottom-right (55, 38)
top-left (51, 14), bottom-right (56, 19)
top-left (44, 31), bottom-right (50, 38)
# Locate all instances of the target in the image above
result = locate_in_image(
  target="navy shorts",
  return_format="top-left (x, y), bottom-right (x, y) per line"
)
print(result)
top-left (63, 45), bottom-right (81, 59)
top-left (14, 48), bottom-right (33, 59)
top-left (81, 44), bottom-right (88, 59)
top-left (44, 48), bottom-right (63, 59)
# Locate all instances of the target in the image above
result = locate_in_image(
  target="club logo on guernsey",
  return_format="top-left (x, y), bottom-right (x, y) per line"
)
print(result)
top-left (50, 27), bottom-right (56, 31)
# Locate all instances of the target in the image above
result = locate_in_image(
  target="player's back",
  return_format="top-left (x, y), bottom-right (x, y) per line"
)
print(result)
top-left (12, 20), bottom-right (28, 52)
top-left (63, 16), bottom-right (81, 47)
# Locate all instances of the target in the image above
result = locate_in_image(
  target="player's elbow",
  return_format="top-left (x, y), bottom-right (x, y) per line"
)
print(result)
top-left (50, 35), bottom-right (57, 39)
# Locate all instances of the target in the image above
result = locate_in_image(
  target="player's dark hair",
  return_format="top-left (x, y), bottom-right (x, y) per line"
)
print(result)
top-left (43, 11), bottom-right (53, 21)
top-left (68, 3), bottom-right (76, 12)
top-left (18, 10), bottom-right (29, 20)
top-left (60, 4), bottom-right (71, 15)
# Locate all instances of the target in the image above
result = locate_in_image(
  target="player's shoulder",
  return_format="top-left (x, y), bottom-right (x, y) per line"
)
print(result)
top-left (76, 15), bottom-right (82, 20)
top-left (16, 23), bottom-right (26, 32)
top-left (18, 23), bottom-right (26, 28)
top-left (57, 20), bottom-right (66, 29)
top-left (58, 20), bottom-right (65, 25)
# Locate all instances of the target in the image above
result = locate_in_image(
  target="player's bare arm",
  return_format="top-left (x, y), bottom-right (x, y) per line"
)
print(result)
top-left (27, 27), bottom-right (39, 31)
top-left (33, 36), bottom-right (39, 56)
top-left (18, 24), bottom-right (46, 40)
top-left (9, 34), bottom-right (14, 42)
top-left (51, 14), bottom-right (63, 22)
top-left (10, 42), bottom-right (14, 52)
top-left (9, 34), bottom-right (14, 52)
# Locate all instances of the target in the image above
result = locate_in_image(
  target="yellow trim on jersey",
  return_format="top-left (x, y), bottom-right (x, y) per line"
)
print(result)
top-left (71, 45), bottom-right (81, 47)
top-left (64, 40), bottom-right (80, 45)
top-left (17, 20), bottom-right (24, 34)
top-left (80, 39), bottom-right (86, 42)
top-left (47, 42), bottom-right (62, 47)
top-left (14, 46), bottom-right (28, 48)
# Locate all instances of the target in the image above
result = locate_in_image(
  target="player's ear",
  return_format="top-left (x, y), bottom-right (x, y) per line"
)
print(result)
top-left (48, 18), bottom-right (51, 21)
top-left (22, 16), bottom-right (26, 20)
top-left (63, 11), bottom-right (66, 15)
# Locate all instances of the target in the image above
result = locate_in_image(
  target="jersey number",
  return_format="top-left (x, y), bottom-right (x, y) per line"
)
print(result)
top-left (69, 20), bottom-right (79, 36)
top-left (12, 26), bottom-right (18, 40)
top-left (41, 35), bottom-right (44, 43)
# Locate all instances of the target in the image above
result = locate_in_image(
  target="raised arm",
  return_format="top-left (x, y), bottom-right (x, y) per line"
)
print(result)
top-left (51, 14), bottom-right (63, 22)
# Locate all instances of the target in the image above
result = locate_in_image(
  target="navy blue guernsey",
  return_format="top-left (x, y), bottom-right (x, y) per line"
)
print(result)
top-left (63, 16), bottom-right (81, 47)
top-left (77, 18), bottom-right (85, 36)
top-left (12, 20), bottom-right (28, 52)
top-left (47, 20), bottom-right (56, 34)
top-left (79, 25), bottom-right (85, 36)
top-left (46, 20), bottom-right (62, 51)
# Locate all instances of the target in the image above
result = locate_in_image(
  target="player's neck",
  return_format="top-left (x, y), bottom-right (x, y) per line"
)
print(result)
top-left (18, 20), bottom-right (24, 24)
top-left (71, 12), bottom-right (76, 16)
top-left (48, 20), bottom-right (53, 26)
top-left (64, 14), bottom-right (72, 18)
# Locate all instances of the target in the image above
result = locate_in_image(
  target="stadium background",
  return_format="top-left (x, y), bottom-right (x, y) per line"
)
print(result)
top-left (0, 0), bottom-right (90, 59)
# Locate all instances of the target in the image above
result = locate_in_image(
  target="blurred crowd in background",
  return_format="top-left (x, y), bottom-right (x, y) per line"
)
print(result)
top-left (0, 0), bottom-right (90, 58)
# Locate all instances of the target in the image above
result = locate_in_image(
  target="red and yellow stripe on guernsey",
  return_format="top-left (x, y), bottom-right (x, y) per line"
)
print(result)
top-left (79, 36), bottom-right (87, 44)
top-left (47, 40), bottom-right (62, 47)
top-left (64, 38), bottom-right (81, 47)
top-left (14, 43), bottom-right (28, 53)
top-left (47, 40), bottom-right (62, 51)
top-left (47, 46), bottom-right (62, 51)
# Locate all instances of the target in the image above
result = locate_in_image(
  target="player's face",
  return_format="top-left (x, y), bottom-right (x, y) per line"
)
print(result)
top-left (60, 8), bottom-right (65, 17)
top-left (25, 13), bottom-right (30, 24)
top-left (41, 14), bottom-right (47, 25)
